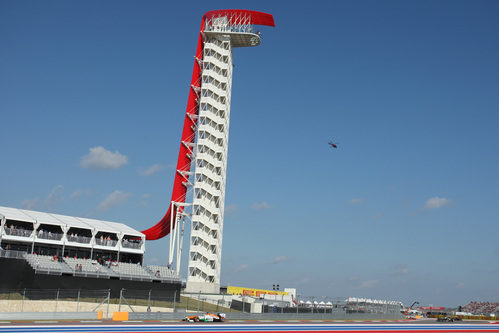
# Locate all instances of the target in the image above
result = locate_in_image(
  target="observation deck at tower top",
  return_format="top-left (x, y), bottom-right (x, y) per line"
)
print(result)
top-left (202, 10), bottom-right (275, 48)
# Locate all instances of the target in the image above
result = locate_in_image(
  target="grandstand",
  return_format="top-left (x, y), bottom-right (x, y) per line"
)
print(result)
top-left (0, 206), bottom-right (180, 296)
top-left (345, 297), bottom-right (403, 314)
top-left (462, 301), bottom-right (499, 316)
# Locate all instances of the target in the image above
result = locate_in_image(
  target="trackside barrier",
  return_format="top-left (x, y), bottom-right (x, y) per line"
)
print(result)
top-left (127, 311), bottom-right (405, 321)
top-left (0, 312), bottom-right (100, 320)
top-left (113, 312), bottom-right (129, 321)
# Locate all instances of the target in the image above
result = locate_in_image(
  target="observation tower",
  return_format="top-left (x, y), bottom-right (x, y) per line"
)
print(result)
top-left (141, 10), bottom-right (275, 293)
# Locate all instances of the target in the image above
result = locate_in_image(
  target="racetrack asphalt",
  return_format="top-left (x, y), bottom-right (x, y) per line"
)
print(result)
top-left (0, 318), bottom-right (498, 333)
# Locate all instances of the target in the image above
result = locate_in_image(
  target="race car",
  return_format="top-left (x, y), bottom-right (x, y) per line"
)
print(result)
top-left (437, 316), bottom-right (462, 322)
top-left (182, 312), bottom-right (226, 322)
top-left (183, 315), bottom-right (200, 322)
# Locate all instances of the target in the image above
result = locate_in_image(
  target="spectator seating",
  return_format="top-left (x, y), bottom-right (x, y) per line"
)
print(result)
top-left (109, 262), bottom-right (152, 279)
top-left (146, 265), bottom-right (179, 279)
top-left (63, 257), bottom-right (108, 274)
top-left (23, 254), bottom-right (180, 281)
top-left (25, 254), bottom-right (72, 274)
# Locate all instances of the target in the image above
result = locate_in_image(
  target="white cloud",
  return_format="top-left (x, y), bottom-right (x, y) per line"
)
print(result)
top-left (350, 198), bottom-right (364, 204)
top-left (424, 197), bottom-right (452, 209)
top-left (391, 264), bottom-right (409, 276)
top-left (97, 190), bottom-right (132, 212)
top-left (359, 279), bottom-right (379, 289)
top-left (139, 163), bottom-right (164, 176)
top-left (137, 193), bottom-right (151, 207)
top-left (21, 198), bottom-right (39, 210)
top-left (45, 185), bottom-right (64, 207)
top-left (233, 264), bottom-right (249, 272)
top-left (80, 146), bottom-right (128, 170)
top-left (251, 201), bottom-right (271, 211)
top-left (21, 185), bottom-right (64, 210)
top-left (224, 204), bottom-right (238, 217)
top-left (296, 277), bottom-right (313, 285)
top-left (456, 282), bottom-right (465, 289)
top-left (270, 256), bottom-right (288, 264)
top-left (70, 189), bottom-right (90, 199)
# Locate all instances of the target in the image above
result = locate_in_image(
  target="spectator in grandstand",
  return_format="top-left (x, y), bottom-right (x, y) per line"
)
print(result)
top-left (38, 229), bottom-right (43, 237)
top-left (79, 264), bottom-right (83, 272)
top-left (155, 270), bottom-right (160, 278)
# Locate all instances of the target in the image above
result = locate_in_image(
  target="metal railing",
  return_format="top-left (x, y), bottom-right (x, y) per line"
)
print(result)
top-left (3, 228), bottom-right (33, 237)
top-left (67, 235), bottom-right (91, 244)
top-left (121, 240), bottom-right (142, 249)
top-left (0, 249), bottom-right (27, 259)
top-left (36, 231), bottom-right (63, 241)
top-left (95, 239), bottom-right (117, 247)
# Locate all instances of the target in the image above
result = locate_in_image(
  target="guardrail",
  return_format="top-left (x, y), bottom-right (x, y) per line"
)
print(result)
top-left (0, 311), bottom-right (101, 320)
top-left (0, 249), bottom-right (26, 259)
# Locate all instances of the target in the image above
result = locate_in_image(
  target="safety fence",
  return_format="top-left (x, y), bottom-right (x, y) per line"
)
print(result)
top-left (0, 289), bottom-right (111, 317)
top-left (0, 289), bottom-right (405, 320)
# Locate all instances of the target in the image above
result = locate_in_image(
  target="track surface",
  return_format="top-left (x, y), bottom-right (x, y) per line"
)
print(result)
top-left (0, 321), bottom-right (498, 333)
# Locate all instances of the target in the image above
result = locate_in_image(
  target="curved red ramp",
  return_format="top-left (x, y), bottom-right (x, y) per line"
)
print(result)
top-left (141, 10), bottom-right (275, 240)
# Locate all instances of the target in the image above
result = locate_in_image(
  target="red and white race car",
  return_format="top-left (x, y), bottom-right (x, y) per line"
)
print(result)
top-left (182, 312), bottom-right (226, 322)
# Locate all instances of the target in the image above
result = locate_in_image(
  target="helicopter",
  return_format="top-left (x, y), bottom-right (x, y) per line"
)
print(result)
top-left (328, 141), bottom-right (338, 149)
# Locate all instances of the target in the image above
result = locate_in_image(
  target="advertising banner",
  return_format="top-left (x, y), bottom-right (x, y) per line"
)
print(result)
top-left (227, 286), bottom-right (288, 297)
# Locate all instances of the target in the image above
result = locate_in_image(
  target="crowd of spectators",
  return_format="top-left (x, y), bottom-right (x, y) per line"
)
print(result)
top-left (462, 302), bottom-right (499, 315)
top-left (4, 224), bottom-right (32, 237)
top-left (5, 226), bottom-right (140, 249)
top-left (67, 232), bottom-right (91, 244)
top-left (37, 228), bottom-right (63, 240)
top-left (95, 235), bottom-right (117, 247)
top-left (122, 238), bottom-right (142, 249)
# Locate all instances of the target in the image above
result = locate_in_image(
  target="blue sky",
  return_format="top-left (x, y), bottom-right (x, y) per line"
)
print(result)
top-left (1, 0), bottom-right (498, 307)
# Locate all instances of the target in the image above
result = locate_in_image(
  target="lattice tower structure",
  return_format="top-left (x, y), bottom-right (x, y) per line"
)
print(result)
top-left (140, 10), bottom-right (275, 294)
top-left (187, 12), bottom-right (274, 293)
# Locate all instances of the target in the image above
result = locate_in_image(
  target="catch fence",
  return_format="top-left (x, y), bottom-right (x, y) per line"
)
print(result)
top-left (0, 289), bottom-right (404, 320)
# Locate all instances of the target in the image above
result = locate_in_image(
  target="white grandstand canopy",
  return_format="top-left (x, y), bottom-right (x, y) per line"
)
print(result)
top-left (0, 206), bottom-right (143, 237)
top-left (0, 206), bottom-right (36, 223)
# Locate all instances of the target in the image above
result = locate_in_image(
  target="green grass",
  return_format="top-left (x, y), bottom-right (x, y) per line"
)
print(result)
top-left (0, 293), bottom-right (236, 313)
top-left (0, 292), bottom-right (23, 300)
